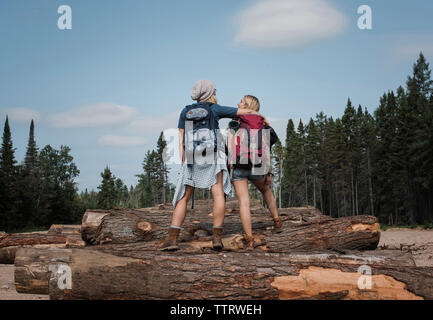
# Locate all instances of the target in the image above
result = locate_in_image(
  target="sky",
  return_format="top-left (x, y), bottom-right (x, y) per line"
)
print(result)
top-left (1, 0), bottom-right (432, 192)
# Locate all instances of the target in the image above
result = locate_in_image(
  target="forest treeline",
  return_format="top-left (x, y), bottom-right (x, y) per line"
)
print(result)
top-left (0, 53), bottom-right (432, 232)
top-left (272, 53), bottom-right (433, 225)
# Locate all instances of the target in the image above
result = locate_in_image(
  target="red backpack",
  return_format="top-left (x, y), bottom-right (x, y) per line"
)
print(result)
top-left (227, 115), bottom-right (270, 170)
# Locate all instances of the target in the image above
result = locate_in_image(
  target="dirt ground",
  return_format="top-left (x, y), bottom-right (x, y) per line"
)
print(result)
top-left (0, 264), bottom-right (48, 300)
top-left (1, 228), bottom-right (432, 300)
top-left (378, 228), bottom-right (433, 267)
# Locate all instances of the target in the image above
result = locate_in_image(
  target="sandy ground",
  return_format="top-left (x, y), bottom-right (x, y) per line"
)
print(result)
top-left (0, 265), bottom-right (48, 300)
top-left (1, 228), bottom-right (432, 300)
top-left (378, 228), bottom-right (433, 267)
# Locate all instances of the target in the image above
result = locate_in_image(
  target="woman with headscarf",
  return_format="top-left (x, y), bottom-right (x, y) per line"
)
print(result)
top-left (158, 80), bottom-right (259, 251)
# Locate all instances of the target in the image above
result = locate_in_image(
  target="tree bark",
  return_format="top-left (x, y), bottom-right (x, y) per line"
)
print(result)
top-left (79, 204), bottom-right (379, 252)
top-left (367, 146), bottom-right (375, 215)
top-left (0, 231), bottom-right (84, 264)
top-left (84, 210), bottom-right (155, 245)
top-left (14, 247), bottom-right (433, 300)
top-left (15, 247), bottom-right (73, 294)
top-left (356, 179), bottom-right (359, 215)
top-left (313, 175), bottom-right (317, 208)
top-left (351, 168), bottom-right (355, 216)
top-left (48, 224), bottom-right (81, 235)
top-left (80, 202), bottom-right (324, 244)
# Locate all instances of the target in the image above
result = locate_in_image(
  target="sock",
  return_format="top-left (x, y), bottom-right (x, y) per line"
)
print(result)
top-left (170, 225), bottom-right (182, 230)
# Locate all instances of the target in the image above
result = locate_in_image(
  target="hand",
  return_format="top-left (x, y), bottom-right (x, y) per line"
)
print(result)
top-left (263, 117), bottom-right (270, 126)
top-left (181, 151), bottom-right (185, 166)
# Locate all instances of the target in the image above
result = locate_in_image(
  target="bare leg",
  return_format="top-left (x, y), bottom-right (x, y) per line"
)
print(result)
top-left (252, 178), bottom-right (280, 220)
top-left (171, 185), bottom-right (194, 227)
top-left (211, 172), bottom-right (226, 227)
top-left (232, 179), bottom-right (253, 237)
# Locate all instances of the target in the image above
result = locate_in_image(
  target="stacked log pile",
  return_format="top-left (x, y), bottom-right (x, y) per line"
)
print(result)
top-left (7, 199), bottom-right (433, 300)
top-left (0, 226), bottom-right (84, 264)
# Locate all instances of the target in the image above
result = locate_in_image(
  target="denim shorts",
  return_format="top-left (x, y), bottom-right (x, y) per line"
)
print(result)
top-left (231, 166), bottom-right (265, 182)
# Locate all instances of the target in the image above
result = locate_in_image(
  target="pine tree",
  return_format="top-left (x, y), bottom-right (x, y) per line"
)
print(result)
top-left (341, 98), bottom-right (359, 216)
top-left (408, 53), bottom-right (433, 223)
top-left (329, 118), bottom-right (348, 217)
top-left (321, 116), bottom-right (336, 216)
top-left (0, 116), bottom-right (20, 231)
top-left (281, 119), bottom-right (302, 207)
top-left (297, 120), bottom-right (309, 206)
top-left (281, 119), bottom-right (295, 207)
top-left (136, 151), bottom-right (157, 207)
top-left (114, 177), bottom-right (129, 207)
top-left (407, 52), bottom-right (433, 100)
top-left (157, 132), bottom-right (170, 203)
top-left (359, 107), bottom-right (376, 216)
top-left (97, 166), bottom-right (117, 210)
top-left (16, 119), bottom-right (41, 228)
top-left (305, 118), bottom-right (320, 208)
top-left (313, 112), bottom-right (328, 214)
top-left (38, 145), bottom-right (81, 226)
top-left (374, 92), bottom-right (400, 223)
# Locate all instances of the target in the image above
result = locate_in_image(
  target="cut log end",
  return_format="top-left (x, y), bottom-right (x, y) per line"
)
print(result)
top-left (348, 222), bottom-right (380, 232)
top-left (136, 221), bottom-right (155, 233)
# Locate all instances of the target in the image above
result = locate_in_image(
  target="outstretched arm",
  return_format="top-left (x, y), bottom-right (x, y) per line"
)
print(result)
top-left (213, 104), bottom-right (267, 122)
top-left (236, 108), bottom-right (259, 116)
top-left (236, 108), bottom-right (270, 125)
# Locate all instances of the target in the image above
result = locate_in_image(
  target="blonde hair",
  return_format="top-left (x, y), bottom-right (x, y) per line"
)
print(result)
top-left (204, 93), bottom-right (218, 104)
top-left (243, 95), bottom-right (260, 112)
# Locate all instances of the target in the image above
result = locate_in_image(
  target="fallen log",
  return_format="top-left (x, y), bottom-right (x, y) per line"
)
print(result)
top-left (83, 211), bottom-right (155, 245)
top-left (0, 232), bottom-right (85, 264)
top-left (81, 200), bottom-right (323, 244)
top-left (48, 224), bottom-right (81, 235)
top-left (15, 247), bottom-right (73, 294)
top-left (82, 213), bottom-right (379, 252)
top-left (14, 247), bottom-right (433, 300)
top-left (80, 210), bottom-right (110, 243)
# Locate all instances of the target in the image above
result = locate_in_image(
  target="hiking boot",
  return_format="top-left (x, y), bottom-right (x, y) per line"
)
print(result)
top-left (273, 217), bottom-right (282, 233)
top-left (212, 227), bottom-right (224, 251)
top-left (244, 234), bottom-right (255, 250)
top-left (159, 227), bottom-right (180, 251)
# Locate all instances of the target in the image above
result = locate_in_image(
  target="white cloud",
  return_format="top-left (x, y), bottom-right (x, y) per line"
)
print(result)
top-left (233, 0), bottom-right (347, 50)
top-left (0, 107), bottom-right (41, 124)
top-left (98, 135), bottom-right (148, 148)
top-left (124, 112), bottom-right (180, 134)
top-left (48, 103), bottom-right (137, 128)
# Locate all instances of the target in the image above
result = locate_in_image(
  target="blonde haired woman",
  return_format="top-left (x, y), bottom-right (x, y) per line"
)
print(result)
top-left (228, 95), bottom-right (282, 249)
top-left (159, 80), bottom-right (259, 251)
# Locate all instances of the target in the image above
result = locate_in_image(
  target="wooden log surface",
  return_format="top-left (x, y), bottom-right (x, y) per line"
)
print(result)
top-left (82, 212), bottom-right (379, 253)
top-left (48, 224), bottom-right (81, 235)
top-left (81, 200), bottom-right (324, 245)
top-left (80, 200), bottom-right (379, 253)
top-left (0, 229), bottom-right (84, 264)
top-left (14, 247), bottom-right (433, 300)
top-left (14, 247), bottom-right (73, 294)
